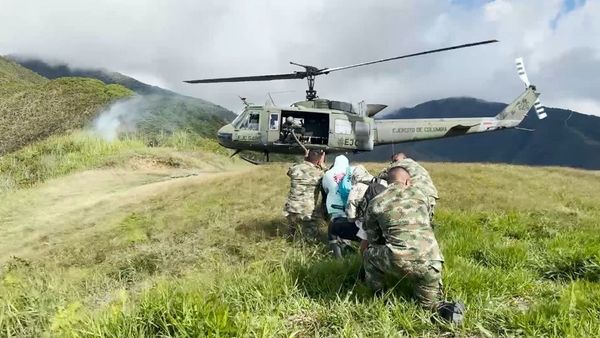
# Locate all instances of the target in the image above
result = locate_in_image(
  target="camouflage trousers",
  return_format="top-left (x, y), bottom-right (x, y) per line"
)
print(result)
top-left (286, 213), bottom-right (319, 241)
top-left (364, 244), bottom-right (443, 309)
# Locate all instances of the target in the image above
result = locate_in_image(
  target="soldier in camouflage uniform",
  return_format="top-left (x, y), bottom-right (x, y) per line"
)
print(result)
top-left (283, 149), bottom-right (325, 240)
top-left (379, 153), bottom-right (438, 218)
top-left (364, 164), bottom-right (444, 309)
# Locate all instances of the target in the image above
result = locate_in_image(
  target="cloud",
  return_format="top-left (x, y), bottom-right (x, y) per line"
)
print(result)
top-left (1, 0), bottom-right (599, 116)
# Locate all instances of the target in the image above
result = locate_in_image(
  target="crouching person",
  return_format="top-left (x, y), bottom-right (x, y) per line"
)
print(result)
top-left (363, 164), bottom-right (447, 313)
top-left (328, 165), bottom-right (386, 257)
top-left (283, 149), bottom-right (325, 241)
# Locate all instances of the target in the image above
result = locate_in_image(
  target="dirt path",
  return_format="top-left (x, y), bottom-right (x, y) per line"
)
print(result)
top-left (0, 166), bottom-right (247, 262)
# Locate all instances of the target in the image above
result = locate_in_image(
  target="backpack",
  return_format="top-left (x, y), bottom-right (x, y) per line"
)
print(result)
top-left (356, 178), bottom-right (387, 221)
top-left (337, 166), bottom-right (353, 208)
top-left (361, 179), bottom-right (388, 244)
top-left (363, 178), bottom-right (387, 204)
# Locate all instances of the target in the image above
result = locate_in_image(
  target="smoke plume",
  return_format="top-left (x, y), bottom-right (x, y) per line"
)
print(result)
top-left (92, 96), bottom-right (145, 141)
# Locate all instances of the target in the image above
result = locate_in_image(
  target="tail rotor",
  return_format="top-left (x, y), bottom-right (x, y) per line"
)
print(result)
top-left (515, 57), bottom-right (546, 120)
top-left (533, 98), bottom-right (547, 120)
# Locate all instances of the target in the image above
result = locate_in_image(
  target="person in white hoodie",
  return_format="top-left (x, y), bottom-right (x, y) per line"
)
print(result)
top-left (322, 155), bottom-right (350, 220)
top-left (328, 165), bottom-right (388, 258)
top-left (322, 155), bottom-right (355, 257)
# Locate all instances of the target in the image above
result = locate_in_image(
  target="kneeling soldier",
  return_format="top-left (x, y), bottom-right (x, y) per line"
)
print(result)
top-left (363, 164), bottom-right (444, 309)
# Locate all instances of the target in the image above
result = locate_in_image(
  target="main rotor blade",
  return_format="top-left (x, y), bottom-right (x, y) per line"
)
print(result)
top-left (184, 72), bottom-right (304, 84)
top-left (320, 39), bottom-right (498, 74)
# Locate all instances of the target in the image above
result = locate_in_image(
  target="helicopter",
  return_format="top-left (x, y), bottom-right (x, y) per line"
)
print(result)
top-left (184, 40), bottom-right (546, 163)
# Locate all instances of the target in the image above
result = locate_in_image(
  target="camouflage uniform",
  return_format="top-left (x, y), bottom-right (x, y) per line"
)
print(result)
top-left (363, 182), bottom-right (444, 308)
top-left (379, 158), bottom-right (438, 217)
top-left (283, 161), bottom-right (324, 240)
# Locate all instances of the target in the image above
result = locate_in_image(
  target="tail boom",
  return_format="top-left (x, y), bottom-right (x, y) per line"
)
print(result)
top-left (373, 87), bottom-right (539, 146)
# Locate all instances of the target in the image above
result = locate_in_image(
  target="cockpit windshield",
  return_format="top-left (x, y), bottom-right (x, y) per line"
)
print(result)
top-left (231, 111), bottom-right (247, 129)
top-left (232, 109), bottom-right (261, 130)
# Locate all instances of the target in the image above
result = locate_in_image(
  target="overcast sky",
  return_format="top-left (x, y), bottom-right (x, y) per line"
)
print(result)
top-left (1, 0), bottom-right (598, 116)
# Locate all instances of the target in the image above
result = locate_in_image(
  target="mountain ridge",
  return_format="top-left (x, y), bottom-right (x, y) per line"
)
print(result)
top-left (6, 56), bottom-right (239, 145)
top-left (8, 56), bottom-right (227, 103)
top-left (0, 55), bottom-right (133, 154)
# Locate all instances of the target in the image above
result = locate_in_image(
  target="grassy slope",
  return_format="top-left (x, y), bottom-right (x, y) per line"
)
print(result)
top-left (116, 94), bottom-right (233, 139)
top-left (1, 136), bottom-right (599, 337)
top-left (0, 131), bottom-right (231, 191)
top-left (8, 56), bottom-right (237, 137)
top-left (0, 56), bottom-right (133, 155)
top-left (0, 57), bottom-right (46, 85)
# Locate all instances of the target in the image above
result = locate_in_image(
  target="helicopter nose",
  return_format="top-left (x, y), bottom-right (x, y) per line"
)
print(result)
top-left (217, 124), bottom-right (234, 147)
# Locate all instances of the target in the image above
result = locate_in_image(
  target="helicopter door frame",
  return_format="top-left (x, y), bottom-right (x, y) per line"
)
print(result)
top-left (265, 110), bottom-right (280, 144)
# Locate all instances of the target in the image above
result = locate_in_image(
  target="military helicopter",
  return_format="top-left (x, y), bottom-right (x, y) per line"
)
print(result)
top-left (185, 40), bottom-right (546, 162)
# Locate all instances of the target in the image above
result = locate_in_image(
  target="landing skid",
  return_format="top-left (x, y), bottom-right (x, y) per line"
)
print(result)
top-left (231, 150), bottom-right (270, 165)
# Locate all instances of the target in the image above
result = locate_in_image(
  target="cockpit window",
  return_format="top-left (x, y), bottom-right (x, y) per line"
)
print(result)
top-left (247, 112), bottom-right (260, 130)
top-left (235, 111), bottom-right (260, 130)
top-left (232, 111), bottom-right (248, 129)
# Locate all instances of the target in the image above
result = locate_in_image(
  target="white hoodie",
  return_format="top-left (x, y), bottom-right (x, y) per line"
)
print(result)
top-left (322, 155), bottom-right (350, 219)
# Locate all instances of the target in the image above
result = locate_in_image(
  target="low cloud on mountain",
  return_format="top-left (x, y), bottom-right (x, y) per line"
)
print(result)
top-left (1, 0), bottom-right (598, 115)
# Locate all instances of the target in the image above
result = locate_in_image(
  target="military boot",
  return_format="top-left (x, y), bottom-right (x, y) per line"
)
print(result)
top-left (435, 301), bottom-right (465, 325)
top-left (328, 240), bottom-right (343, 258)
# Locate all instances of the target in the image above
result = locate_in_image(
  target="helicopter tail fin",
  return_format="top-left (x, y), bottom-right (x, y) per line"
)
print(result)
top-left (515, 57), bottom-right (547, 120)
top-left (493, 86), bottom-right (539, 123)
top-left (494, 57), bottom-right (545, 124)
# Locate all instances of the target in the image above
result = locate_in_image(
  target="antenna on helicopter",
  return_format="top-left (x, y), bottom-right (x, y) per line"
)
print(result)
top-left (266, 90), bottom-right (296, 106)
top-left (238, 96), bottom-right (249, 107)
top-left (185, 39), bottom-right (499, 101)
top-left (267, 92), bottom-right (275, 106)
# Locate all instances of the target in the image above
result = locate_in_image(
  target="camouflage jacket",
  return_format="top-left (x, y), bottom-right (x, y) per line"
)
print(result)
top-left (346, 181), bottom-right (369, 220)
top-left (378, 158), bottom-right (438, 200)
top-left (283, 161), bottom-right (324, 219)
top-left (365, 183), bottom-right (443, 261)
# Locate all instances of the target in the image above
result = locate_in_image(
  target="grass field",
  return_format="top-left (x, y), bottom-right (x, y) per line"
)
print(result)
top-left (1, 134), bottom-right (599, 337)
top-left (0, 77), bottom-right (132, 155)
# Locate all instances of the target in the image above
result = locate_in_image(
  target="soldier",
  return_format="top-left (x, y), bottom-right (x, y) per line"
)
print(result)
top-left (283, 149), bottom-right (326, 240)
top-left (346, 165), bottom-right (388, 254)
top-left (363, 164), bottom-right (444, 310)
top-left (379, 153), bottom-right (438, 219)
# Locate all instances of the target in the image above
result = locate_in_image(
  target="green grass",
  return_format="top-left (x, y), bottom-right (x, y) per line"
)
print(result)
top-left (0, 56), bottom-right (46, 85)
top-left (0, 130), bottom-right (233, 192)
top-left (1, 139), bottom-right (599, 336)
top-left (0, 76), bottom-right (132, 154)
top-left (0, 132), bottom-right (144, 191)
